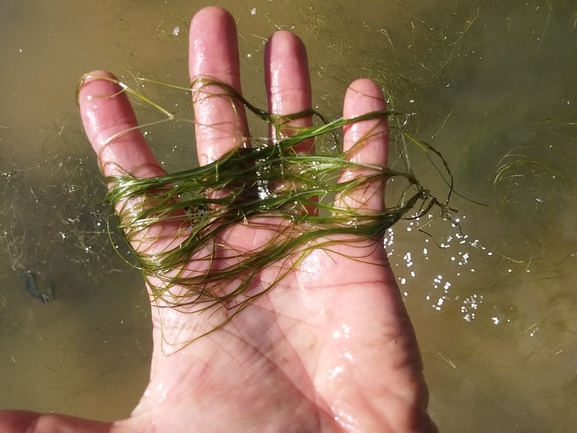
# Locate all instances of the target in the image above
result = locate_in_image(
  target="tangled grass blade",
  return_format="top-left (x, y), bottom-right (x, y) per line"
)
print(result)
top-left (82, 73), bottom-right (458, 342)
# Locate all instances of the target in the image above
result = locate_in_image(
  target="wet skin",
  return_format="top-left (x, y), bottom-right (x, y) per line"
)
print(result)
top-left (0, 7), bottom-right (438, 433)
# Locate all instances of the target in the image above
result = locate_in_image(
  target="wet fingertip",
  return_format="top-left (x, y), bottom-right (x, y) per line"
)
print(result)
top-left (346, 78), bottom-right (385, 98)
top-left (78, 70), bottom-right (118, 89)
top-left (190, 6), bottom-right (233, 28)
top-left (344, 79), bottom-right (386, 116)
top-left (77, 70), bottom-right (123, 104)
top-left (189, 7), bottom-right (238, 79)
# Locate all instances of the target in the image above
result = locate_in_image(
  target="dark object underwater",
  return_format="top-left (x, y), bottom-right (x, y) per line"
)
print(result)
top-left (24, 270), bottom-right (55, 303)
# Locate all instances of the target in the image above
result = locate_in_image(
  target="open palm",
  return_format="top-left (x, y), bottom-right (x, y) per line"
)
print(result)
top-left (0, 7), bottom-right (436, 433)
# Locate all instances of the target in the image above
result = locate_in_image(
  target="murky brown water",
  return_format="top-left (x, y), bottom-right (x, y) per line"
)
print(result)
top-left (1, 0), bottom-right (576, 430)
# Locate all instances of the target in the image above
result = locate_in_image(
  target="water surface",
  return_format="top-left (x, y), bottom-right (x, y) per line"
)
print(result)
top-left (1, 0), bottom-right (576, 431)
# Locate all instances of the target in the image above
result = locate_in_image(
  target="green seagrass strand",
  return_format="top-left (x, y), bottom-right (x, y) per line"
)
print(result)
top-left (106, 123), bottom-right (430, 296)
top-left (100, 76), bottom-right (453, 340)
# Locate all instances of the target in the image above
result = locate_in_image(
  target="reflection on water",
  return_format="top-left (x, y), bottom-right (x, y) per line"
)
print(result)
top-left (1, 0), bottom-right (576, 430)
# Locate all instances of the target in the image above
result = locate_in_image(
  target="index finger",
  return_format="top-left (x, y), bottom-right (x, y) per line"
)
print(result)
top-left (78, 70), bottom-right (164, 179)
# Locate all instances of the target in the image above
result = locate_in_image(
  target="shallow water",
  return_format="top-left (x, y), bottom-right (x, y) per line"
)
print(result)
top-left (1, 0), bottom-right (576, 430)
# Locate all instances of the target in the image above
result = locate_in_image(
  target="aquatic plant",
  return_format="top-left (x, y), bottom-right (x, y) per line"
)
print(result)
top-left (80, 74), bottom-right (456, 341)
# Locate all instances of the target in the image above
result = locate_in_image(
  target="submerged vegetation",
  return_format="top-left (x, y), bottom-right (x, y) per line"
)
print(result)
top-left (1, 0), bottom-right (575, 428)
top-left (0, 134), bottom-right (125, 288)
top-left (81, 74), bottom-right (458, 340)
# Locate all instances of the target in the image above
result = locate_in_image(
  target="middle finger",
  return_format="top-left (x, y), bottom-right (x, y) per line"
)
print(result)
top-left (189, 7), bottom-right (250, 167)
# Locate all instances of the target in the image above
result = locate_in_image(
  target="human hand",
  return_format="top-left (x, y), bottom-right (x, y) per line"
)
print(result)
top-left (0, 7), bottom-right (437, 433)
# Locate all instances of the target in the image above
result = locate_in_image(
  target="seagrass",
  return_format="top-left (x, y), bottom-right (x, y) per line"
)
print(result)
top-left (80, 74), bottom-right (455, 340)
